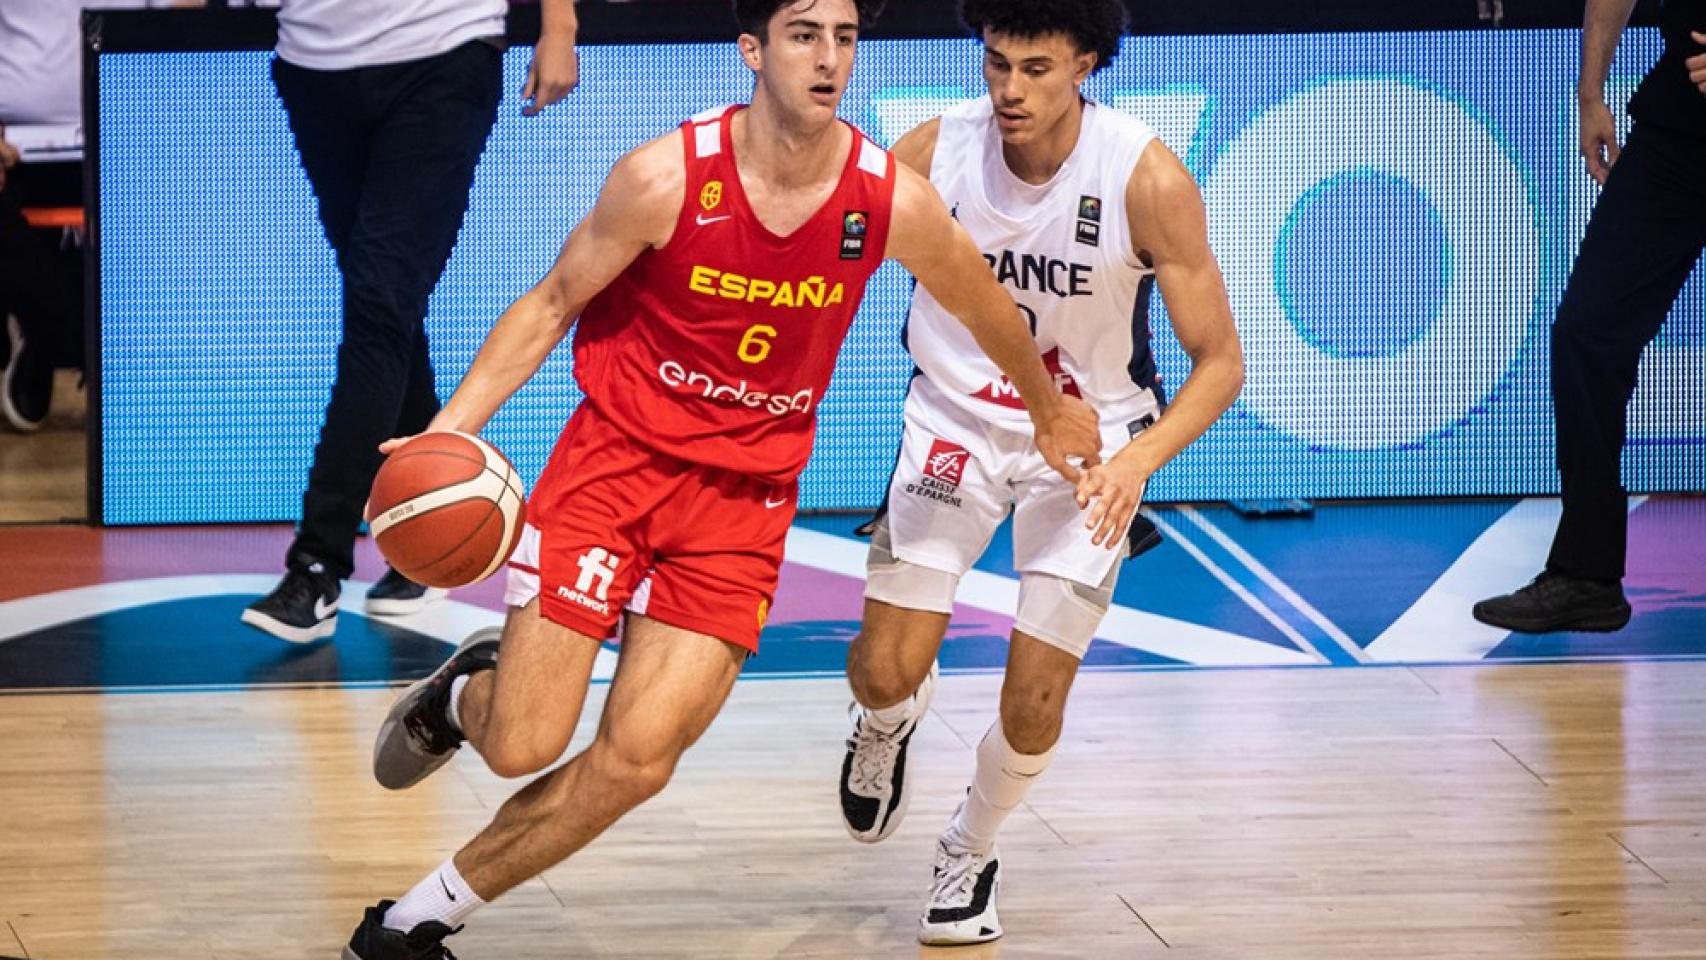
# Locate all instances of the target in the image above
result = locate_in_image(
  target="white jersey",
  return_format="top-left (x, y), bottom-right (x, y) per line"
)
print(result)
top-left (908, 97), bottom-right (1161, 430)
top-left (276, 0), bottom-right (506, 71)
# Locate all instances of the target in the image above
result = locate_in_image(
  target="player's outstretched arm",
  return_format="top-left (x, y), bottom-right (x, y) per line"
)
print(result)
top-left (382, 133), bottom-right (686, 450)
top-left (1076, 141), bottom-right (1245, 547)
top-left (886, 165), bottom-right (1103, 481)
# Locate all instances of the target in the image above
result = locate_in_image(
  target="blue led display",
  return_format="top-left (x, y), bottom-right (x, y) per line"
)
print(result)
top-left (98, 30), bottom-right (1703, 524)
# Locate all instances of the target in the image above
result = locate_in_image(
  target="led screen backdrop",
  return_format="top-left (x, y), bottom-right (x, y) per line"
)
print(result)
top-left (98, 30), bottom-right (1703, 524)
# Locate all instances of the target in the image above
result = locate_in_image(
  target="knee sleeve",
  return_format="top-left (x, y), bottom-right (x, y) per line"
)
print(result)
top-left (1013, 565), bottom-right (1118, 660)
top-left (863, 518), bottom-right (959, 614)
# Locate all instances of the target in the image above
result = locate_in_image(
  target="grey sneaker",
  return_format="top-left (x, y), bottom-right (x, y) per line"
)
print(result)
top-left (373, 628), bottom-right (499, 790)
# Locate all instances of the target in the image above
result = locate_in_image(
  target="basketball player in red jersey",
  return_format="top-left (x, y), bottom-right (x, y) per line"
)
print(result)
top-left (338, 2), bottom-right (1102, 956)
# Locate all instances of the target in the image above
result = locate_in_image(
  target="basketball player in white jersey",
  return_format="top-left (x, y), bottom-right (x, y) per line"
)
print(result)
top-left (837, 0), bottom-right (1244, 944)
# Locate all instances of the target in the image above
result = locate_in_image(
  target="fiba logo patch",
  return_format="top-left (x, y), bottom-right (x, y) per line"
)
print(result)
top-left (840, 210), bottom-right (868, 260)
top-left (1076, 194), bottom-right (1102, 247)
top-left (700, 180), bottom-right (723, 211)
top-left (556, 547), bottom-right (620, 615)
top-left (906, 439), bottom-right (968, 508)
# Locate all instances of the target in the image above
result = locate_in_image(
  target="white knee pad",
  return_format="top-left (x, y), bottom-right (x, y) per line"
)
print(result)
top-left (1013, 565), bottom-right (1119, 660)
top-left (863, 517), bottom-right (959, 614)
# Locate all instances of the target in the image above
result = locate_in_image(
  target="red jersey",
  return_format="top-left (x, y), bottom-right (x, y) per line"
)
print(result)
top-left (572, 104), bottom-right (897, 483)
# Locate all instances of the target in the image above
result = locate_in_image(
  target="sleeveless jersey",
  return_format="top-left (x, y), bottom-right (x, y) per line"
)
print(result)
top-left (573, 105), bottom-right (897, 483)
top-left (906, 97), bottom-right (1161, 429)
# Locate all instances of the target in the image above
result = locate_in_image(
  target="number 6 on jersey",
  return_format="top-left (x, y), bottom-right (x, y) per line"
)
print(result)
top-left (738, 324), bottom-right (777, 364)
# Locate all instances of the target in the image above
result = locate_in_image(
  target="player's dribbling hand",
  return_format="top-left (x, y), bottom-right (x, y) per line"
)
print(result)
top-left (1578, 98), bottom-right (1620, 185)
top-left (522, 32), bottom-right (580, 116)
top-left (1689, 34), bottom-right (1706, 98)
top-left (1033, 394), bottom-right (1102, 483)
top-left (1074, 451), bottom-right (1150, 550)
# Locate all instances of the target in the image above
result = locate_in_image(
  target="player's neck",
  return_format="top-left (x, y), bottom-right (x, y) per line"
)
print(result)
top-left (737, 96), bottom-right (849, 189)
top-left (1000, 96), bottom-right (1085, 186)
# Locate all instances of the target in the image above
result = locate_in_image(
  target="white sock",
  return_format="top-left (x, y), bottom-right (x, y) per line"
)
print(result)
top-left (446, 674), bottom-right (470, 734)
top-left (944, 720), bottom-right (1054, 855)
top-left (868, 695), bottom-right (916, 728)
top-left (383, 857), bottom-right (485, 932)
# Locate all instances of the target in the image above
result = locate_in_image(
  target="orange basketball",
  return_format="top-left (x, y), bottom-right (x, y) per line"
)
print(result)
top-left (365, 431), bottom-right (527, 589)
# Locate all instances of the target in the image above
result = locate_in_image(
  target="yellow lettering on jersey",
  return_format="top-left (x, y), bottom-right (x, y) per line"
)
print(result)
top-left (687, 267), bottom-right (847, 310)
top-left (688, 265), bottom-right (718, 296)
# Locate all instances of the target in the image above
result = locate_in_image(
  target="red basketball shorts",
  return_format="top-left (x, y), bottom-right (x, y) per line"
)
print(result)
top-left (504, 402), bottom-right (795, 653)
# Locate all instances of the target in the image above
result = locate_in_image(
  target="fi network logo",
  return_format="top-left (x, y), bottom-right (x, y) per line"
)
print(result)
top-left (557, 547), bottom-right (620, 615)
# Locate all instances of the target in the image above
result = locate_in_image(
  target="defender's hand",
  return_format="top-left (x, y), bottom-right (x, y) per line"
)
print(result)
top-left (1579, 98), bottom-right (1621, 184)
top-left (1033, 394), bottom-right (1102, 483)
top-left (1075, 451), bottom-right (1150, 550)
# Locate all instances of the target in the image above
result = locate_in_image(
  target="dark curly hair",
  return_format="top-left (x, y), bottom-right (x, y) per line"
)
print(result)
top-left (734, 0), bottom-right (888, 41)
top-left (959, 0), bottom-right (1128, 74)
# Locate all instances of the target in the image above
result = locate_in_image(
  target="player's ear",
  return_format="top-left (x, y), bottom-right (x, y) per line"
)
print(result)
top-left (738, 30), bottom-right (765, 72)
top-left (1075, 50), bottom-right (1097, 85)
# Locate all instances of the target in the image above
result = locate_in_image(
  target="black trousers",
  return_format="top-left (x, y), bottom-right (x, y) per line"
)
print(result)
top-left (1547, 120), bottom-right (1706, 583)
top-left (0, 164), bottom-right (83, 371)
top-left (272, 41), bottom-right (502, 579)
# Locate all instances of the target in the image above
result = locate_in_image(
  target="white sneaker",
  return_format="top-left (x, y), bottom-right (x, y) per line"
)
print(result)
top-left (838, 660), bottom-right (938, 843)
top-left (919, 837), bottom-right (1002, 945)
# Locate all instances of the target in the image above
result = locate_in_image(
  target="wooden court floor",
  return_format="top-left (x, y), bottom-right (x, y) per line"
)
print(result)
top-left (2, 662), bottom-right (1704, 959)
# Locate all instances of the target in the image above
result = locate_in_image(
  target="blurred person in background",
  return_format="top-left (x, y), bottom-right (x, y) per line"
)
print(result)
top-left (1475, 0), bottom-right (1705, 634)
top-left (0, 0), bottom-right (104, 432)
top-left (242, 0), bottom-right (581, 642)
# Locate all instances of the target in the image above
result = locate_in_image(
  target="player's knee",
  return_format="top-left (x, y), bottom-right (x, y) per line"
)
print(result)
top-left (847, 644), bottom-right (922, 709)
top-left (999, 687), bottom-right (1066, 754)
top-left (588, 736), bottom-right (680, 805)
top-left (484, 736), bottom-right (561, 780)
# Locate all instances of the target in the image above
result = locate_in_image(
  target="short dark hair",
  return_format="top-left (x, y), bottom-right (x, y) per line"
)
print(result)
top-left (959, 0), bottom-right (1128, 74)
top-left (734, 0), bottom-right (888, 41)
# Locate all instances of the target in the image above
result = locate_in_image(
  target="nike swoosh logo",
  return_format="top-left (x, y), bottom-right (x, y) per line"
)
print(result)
top-left (696, 214), bottom-right (732, 226)
top-left (439, 873), bottom-right (457, 902)
top-left (765, 495), bottom-right (790, 509)
top-left (313, 597), bottom-right (338, 620)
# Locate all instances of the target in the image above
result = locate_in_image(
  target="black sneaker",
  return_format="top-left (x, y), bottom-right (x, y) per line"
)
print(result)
top-left (240, 563), bottom-right (341, 643)
top-left (1, 313), bottom-right (51, 432)
top-left (367, 567), bottom-right (449, 617)
top-left (840, 660), bottom-right (937, 843)
top-left (1473, 571), bottom-right (1632, 634)
top-left (373, 628), bottom-right (500, 790)
top-left (343, 900), bottom-right (461, 960)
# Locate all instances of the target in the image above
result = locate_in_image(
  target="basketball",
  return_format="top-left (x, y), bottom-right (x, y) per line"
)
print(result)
top-left (364, 431), bottom-right (527, 589)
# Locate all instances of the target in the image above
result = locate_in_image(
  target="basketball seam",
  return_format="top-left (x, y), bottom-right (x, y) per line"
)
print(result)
top-left (370, 431), bottom-right (525, 584)
top-left (471, 478), bottom-right (525, 583)
top-left (386, 463), bottom-right (525, 578)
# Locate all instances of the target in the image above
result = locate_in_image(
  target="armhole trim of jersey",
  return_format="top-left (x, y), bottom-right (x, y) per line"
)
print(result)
top-left (1118, 133), bottom-right (1160, 272)
top-left (857, 137), bottom-right (889, 178)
